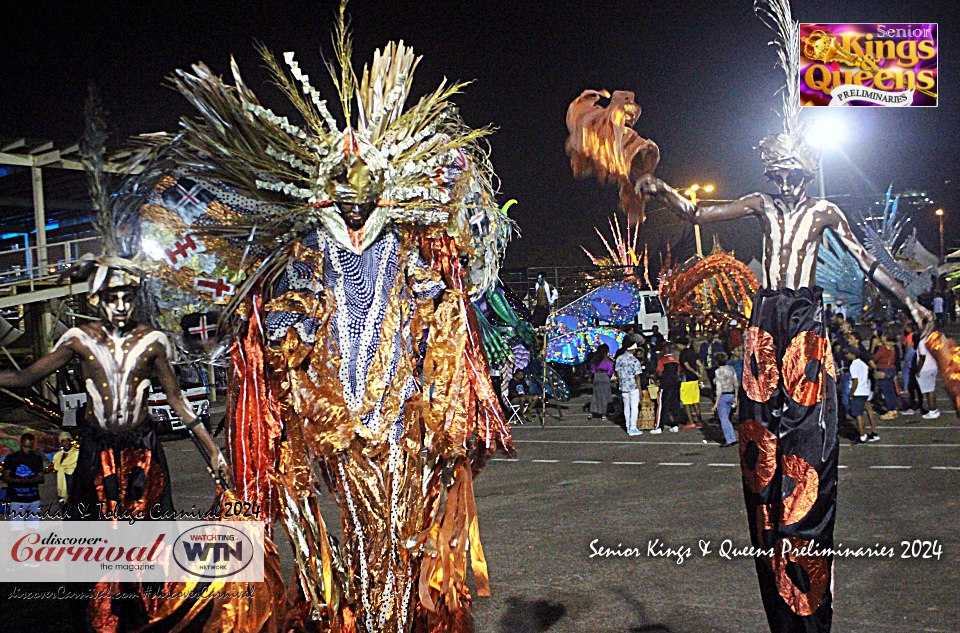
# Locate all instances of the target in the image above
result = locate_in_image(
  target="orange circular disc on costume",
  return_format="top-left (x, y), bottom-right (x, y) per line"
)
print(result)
top-left (780, 454), bottom-right (819, 526)
top-left (782, 331), bottom-right (831, 406)
top-left (743, 326), bottom-right (779, 403)
top-left (768, 537), bottom-right (830, 617)
top-left (739, 419), bottom-right (778, 493)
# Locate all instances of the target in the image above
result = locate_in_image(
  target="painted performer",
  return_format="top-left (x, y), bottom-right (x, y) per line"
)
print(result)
top-left (0, 261), bottom-right (229, 520)
top-left (635, 2), bottom-right (933, 631)
top-left (0, 130), bottom-right (228, 521)
top-left (133, 3), bottom-right (515, 631)
top-left (0, 105), bottom-right (229, 633)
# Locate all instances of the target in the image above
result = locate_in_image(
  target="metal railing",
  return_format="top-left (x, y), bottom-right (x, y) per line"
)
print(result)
top-left (500, 265), bottom-right (647, 310)
top-left (0, 236), bottom-right (101, 293)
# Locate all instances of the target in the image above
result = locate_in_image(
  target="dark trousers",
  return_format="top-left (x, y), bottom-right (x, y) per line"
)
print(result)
top-left (658, 386), bottom-right (683, 428)
top-left (741, 287), bottom-right (836, 633)
top-left (907, 371), bottom-right (923, 411)
top-left (877, 369), bottom-right (899, 412)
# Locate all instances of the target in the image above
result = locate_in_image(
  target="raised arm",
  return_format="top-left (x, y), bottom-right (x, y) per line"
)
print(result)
top-left (830, 207), bottom-right (934, 337)
top-left (0, 339), bottom-right (75, 388)
top-left (635, 174), bottom-right (764, 225)
top-left (152, 334), bottom-right (232, 488)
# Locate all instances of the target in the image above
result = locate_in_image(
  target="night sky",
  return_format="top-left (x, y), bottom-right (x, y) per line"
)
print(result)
top-left (1, 0), bottom-right (956, 270)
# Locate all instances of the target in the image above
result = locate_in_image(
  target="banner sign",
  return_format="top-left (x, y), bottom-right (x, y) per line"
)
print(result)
top-left (799, 23), bottom-right (937, 107)
top-left (0, 520), bottom-right (265, 582)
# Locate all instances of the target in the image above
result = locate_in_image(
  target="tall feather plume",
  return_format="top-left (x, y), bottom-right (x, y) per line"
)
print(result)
top-left (754, 0), bottom-right (802, 138)
top-left (326, 0), bottom-right (357, 125)
top-left (81, 86), bottom-right (117, 257)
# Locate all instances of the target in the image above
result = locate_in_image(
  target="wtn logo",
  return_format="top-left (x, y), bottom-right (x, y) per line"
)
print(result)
top-left (181, 542), bottom-right (243, 563)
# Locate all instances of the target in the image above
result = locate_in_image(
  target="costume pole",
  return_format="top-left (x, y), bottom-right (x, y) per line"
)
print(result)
top-left (186, 427), bottom-right (230, 490)
top-left (541, 325), bottom-right (547, 427)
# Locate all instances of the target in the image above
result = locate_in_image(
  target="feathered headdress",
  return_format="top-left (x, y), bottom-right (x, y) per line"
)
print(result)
top-left (754, 0), bottom-right (820, 177)
top-left (65, 88), bottom-right (153, 305)
top-left (148, 0), bottom-right (510, 283)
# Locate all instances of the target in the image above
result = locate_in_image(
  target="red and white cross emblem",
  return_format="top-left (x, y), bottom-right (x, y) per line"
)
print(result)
top-left (164, 234), bottom-right (205, 268)
top-left (187, 314), bottom-right (217, 342)
top-left (194, 277), bottom-right (236, 301)
top-left (173, 181), bottom-right (204, 209)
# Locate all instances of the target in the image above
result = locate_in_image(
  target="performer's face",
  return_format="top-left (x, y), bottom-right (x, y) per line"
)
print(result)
top-left (100, 286), bottom-right (136, 330)
top-left (766, 168), bottom-right (808, 202)
top-left (337, 201), bottom-right (376, 231)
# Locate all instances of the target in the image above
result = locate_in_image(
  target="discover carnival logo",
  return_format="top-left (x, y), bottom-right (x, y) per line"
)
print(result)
top-left (799, 23), bottom-right (937, 107)
top-left (0, 521), bottom-right (264, 583)
top-left (173, 523), bottom-right (256, 580)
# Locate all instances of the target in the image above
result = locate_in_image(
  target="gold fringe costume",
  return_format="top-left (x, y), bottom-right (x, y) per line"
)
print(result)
top-left (135, 3), bottom-right (515, 631)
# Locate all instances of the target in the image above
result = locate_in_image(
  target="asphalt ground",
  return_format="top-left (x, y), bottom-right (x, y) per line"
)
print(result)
top-left (2, 379), bottom-right (958, 632)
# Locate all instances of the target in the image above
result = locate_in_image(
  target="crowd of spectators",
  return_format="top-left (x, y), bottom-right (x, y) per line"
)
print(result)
top-left (579, 299), bottom-right (949, 446)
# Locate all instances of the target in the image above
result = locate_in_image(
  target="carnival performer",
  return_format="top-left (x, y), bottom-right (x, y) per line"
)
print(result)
top-left (0, 134), bottom-right (229, 520)
top-left (0, 262), bottom-right (230, 515)
top-left (635, 2), bottom-right (933, 631)
top-left (135, 4), bottom-right (514, 631)
top-left (0, 104), bottom-right (229, 633)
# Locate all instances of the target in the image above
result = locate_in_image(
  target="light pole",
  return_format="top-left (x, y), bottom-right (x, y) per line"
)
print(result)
top-left (807, 116), bottom-right (846, 200)
top-left (683, 183), bottom-right (715, 259)
top-left (936, 208), bottom-right (945, 264)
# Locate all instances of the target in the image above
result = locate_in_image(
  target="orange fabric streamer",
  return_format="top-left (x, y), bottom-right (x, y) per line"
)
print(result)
top-left (138, 490), bottom-right (291, 633)
top-left (417, 232), bottom-right (514, 461)
top-left (415, 460), bottom-right (490, 627)
top-left (565, 89), bottom-right (660, 223)
top-left (228, 294), bottom-right (283, 525)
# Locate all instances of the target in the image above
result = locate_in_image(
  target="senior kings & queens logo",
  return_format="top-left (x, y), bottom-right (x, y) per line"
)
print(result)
top-left (799, 23), bottom-right (937, 107)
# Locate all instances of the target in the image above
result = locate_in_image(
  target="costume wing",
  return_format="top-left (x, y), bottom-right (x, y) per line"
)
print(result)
top-left (817, 229), bottom-right (865, 317)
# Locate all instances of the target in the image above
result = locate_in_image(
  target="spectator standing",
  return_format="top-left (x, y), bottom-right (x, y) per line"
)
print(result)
top-left (615, 343), bottom-right (645, 436)
top-left (647, 325), bottom-right (666, 365)
top-left (933, 293), bottom-right (945, 328)
top-left (727, 321), bottom-right (743, 350)
top-left (678, 337), bottom-right (704, 428)
top-left (728, 345), bottom-right (745, 382)
top-left (873, 335), bottom-right (900, 418)
top-left (654, 346), bottom-right (683, 433)
top-left (531, 274), bottom-right (557, 327)
top-left (901, 336), bottom-right (921, 415)
top-left (712, 353), bottom-right (739, 447)
top-left (3, 433), bottom-right (45, 529)
top-left (588, 344), bottom-right (614, 420)
top-left (917, 337), bottom-right (940, 419)
top-left (51, 431), bottom-right (79, 506)
top-left (698, 333), bottom-right (725, 394)
top-left (847, 349), bottom-right (879, 443)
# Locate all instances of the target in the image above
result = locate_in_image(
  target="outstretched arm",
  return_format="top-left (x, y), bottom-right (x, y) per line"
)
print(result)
top-left (635, 174), bottom-right (764, 225)
top-left (152, 336), bottom-right (232, 488)
top-left (0, 343), bottom-right (74, 389)
top-left (831, 208), bottom-right (934, 337)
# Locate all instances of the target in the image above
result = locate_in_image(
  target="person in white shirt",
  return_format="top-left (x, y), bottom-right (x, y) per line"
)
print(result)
top-left (917, 336), bottom-right (940, 418)
top-left (615, 343), bottom-right (645, 436)
top-left (846, 348), bottom-right (879, 443)
top-left (711, 353), bottom-right (739, 447)
top-left (933, 294), bottom-right (945, 327)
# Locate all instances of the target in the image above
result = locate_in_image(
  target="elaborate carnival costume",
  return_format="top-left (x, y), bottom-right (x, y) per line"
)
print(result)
top-left (632, 2), bottom-right (935, 631)
top-left (0, 99), bottom-right (228, 633)
top-left (135, 6), bottom-right (514, 631)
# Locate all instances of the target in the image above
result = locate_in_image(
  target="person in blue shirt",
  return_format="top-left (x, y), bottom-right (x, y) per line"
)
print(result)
top-left (2, 433), bottom-right (45, 529)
